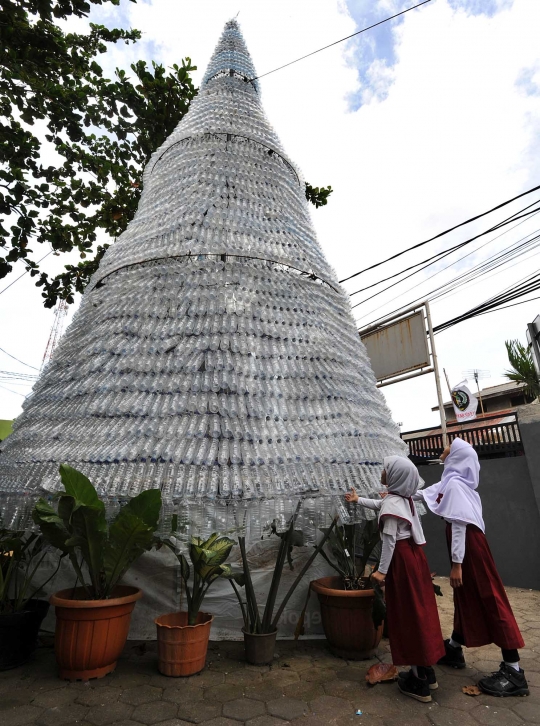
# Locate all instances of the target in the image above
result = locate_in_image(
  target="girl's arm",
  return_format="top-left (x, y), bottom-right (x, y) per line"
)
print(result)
top-left (450, 521), bottom-right (467, 564)
top-left (377, 517), bottom-right (398, 575)
top-left (356, 497), bottom-right (383, 511)
top-left (448, 520), bottom-right (467, 588)
top-left (345, 487), bottom-right (383, 510)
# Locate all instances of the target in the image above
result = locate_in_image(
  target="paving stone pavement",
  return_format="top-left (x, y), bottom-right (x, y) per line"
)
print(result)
top-left (1, 578), bottom-right (539, 726)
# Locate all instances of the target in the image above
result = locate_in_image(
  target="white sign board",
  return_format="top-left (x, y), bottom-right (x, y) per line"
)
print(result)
top-left (360, 312), bottom-right (430, 382)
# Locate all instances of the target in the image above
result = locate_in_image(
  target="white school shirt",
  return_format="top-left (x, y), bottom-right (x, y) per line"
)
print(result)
top-left (412, 491), bottom-right (466, 563)
top-left (357, 497), bottom-right (412, 575)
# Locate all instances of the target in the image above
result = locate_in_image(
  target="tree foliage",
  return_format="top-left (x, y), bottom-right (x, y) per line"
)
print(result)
top-left (1, 1), bottom-right (332, 309)
top-left (504, 339), bottom-right (540, 400)
top-left (305, 183), bottom-right (333, 208)
top-left (1, 0), bottom-right (196, 306)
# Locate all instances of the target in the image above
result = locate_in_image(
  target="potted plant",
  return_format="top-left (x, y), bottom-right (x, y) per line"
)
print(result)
top-left (33, 464), bottom-right (161, 680)
top-left (0, 529), bottom-right (61, 670)
top-left (155, 532), bottom-right (238, 677)
top-left (311, 519), bottom-right (386, 660)
top-left (230, 507), bottom-right (338, 665)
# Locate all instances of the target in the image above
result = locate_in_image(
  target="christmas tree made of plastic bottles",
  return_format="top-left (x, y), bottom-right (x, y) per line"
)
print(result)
top-left (0, 20), bottom-right (407, 545)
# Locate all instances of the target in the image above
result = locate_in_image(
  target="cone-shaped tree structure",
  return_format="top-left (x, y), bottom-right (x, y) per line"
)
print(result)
top-left (0, 21), bottom-right (406, 542)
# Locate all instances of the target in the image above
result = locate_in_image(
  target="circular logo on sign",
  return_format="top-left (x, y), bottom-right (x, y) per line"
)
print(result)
top-left (451, 389), bottom-right (470, 412)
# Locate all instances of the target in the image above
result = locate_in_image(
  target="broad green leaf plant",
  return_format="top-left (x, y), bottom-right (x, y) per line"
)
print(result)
top-left (32, 464), bottom-right (161, 599)
top-left (162, 533), bottom-right (237, 626)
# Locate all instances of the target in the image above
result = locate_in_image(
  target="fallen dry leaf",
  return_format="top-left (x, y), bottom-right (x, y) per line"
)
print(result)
top-left (366, 663), bottom-right (399, 685)
top-left (462, 685), bottom-right (482, 696)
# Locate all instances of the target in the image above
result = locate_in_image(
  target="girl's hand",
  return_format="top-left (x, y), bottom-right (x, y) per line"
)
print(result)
top-left (371, 570), bottom-right (386, 587)
top-left (450, 563), bottom-right (463, 589)
top-left (379, 491), bottom-right (388, 499)
top-left (345, 487), bottom-right (359, 503)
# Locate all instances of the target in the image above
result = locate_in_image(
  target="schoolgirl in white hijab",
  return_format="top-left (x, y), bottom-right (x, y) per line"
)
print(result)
top-left (346, 455), bottom-right (445, 703)
top-left (417, 438), bottom-right (528, 698)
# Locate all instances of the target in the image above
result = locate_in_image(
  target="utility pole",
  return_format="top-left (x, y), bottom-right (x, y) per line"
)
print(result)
top-left (425, 301), bottom-right (448, 448)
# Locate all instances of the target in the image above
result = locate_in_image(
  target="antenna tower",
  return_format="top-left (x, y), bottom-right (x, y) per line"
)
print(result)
top-left (462, 368), bottom-right (491, 415)
top-left (41, 300), bottom-right (69, 371)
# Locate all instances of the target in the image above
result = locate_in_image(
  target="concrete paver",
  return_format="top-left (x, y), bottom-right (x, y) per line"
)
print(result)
top-left (1, 579), bottom-right (538, 726)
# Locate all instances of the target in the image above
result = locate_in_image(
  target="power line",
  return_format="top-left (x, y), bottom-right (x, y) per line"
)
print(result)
top-left (354, 211), bottom-right (540, 326)
top-left (428, 235), bottom-right (540, 304)
top-left (0, 346), bottom-right (40, 371)
top-left (471, 294), bottom-right (540, 317)
top-left (433, 272), bottom-right (540, 333)
top-left (350, 205), bottom-right (540, 311)
top-left (349, 200), bottom-right (540, 298)
top-left (339, 183), bottom-right (540, 284)
top-left (0, 383), bottom-right (26, 397)
top-left (249, 0), bottom-right (432, 82)
top-left (0, 370), bottom-right (38, 382)
top-left (0, 251), bottom-right (52, 296)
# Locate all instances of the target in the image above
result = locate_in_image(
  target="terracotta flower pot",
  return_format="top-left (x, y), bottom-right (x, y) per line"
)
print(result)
top-left (311, 576), bottom-right (383, 660)
top-left (155, 611), bottom-right (213, 677)
top-left (50, 585), bottom-right (142, 681)
top-left (242, 627), bottom-right (277, 665)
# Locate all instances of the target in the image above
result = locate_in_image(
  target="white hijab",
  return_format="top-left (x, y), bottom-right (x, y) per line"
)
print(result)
top-left (379, 456), bottom-right (426, 545)
top-left (421, 438), bottom-right (485, 532)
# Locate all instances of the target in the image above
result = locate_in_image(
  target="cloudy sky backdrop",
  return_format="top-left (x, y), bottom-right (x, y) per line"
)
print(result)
top-left (2, 0), bottom-right (540, 431)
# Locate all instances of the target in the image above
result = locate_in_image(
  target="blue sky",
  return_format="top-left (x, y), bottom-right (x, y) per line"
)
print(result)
top-left (344, 0), bottom-right (515, 108)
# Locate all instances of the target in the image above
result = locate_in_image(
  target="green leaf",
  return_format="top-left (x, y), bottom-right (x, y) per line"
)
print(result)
top-left (69, 501), bottom-right (107, 594)
top-left (203, 535), bottom-right (236, 566)
top-left (32, 498), bottom-right (70, 554)
top-left (103, 489), bottom-right (161, 594)
top-left (120, 489), bottom-right (161, 529)
top-left (59, 464), bottom-right (104, 511)
top-left (178, 553), bottom-right (190, 583)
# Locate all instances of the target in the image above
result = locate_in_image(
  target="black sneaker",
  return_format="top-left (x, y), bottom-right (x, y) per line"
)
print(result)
top-left (398, 667), bottom-right (438, 690)
top-left (437, 639), bottom-right (466, 669)
top-left (420, 666), bottom-right (438, 690)
top-left (398, 670), bottom-right (432, 703)
top-left (478, 662), bottom-right (529, 697)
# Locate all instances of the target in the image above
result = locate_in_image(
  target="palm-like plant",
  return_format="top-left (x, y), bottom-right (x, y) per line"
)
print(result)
top-left (504, 339), bottom-right (540, 400)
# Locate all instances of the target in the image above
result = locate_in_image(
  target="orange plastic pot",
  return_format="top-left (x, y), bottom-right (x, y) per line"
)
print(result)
top-left (50, 585), bottom-right (142, 681)
top-left (311, 576), bottom-right (383, 660)
top-left (155, 612), bottom-right (213, 677)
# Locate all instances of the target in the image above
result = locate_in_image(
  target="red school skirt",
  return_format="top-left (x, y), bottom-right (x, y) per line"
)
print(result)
top-left (385, 539), bottom-right (445, 666)
top-left (446, 523), bottom-right (524, 649)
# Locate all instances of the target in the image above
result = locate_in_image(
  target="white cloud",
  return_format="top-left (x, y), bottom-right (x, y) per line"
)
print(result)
top-left (2, 0), bottom-right (540, 433)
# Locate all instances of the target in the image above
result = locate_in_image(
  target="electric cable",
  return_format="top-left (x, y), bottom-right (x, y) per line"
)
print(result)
top-left (354, 212), bottom-right (540, 327)
top-left (0, 251), bottom-right (52, 296)
top-left (350, 208), bottom-right (540, 311)
top-left (0, 347), bottom-right (40, 371)
top-left (433, 271), bottom-right (540, 333)
top-left (249, 0), bottom-right (432, 82)
top-left (0, 383), bottom-right (26, 397)
top-left (349, 199), bottom-right (540, 299)
top-left (339, 183), bottom-right (540, 284)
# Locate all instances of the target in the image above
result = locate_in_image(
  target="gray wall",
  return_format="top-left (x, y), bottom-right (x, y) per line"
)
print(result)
top-left (418, 453), bottom-right (540, 590)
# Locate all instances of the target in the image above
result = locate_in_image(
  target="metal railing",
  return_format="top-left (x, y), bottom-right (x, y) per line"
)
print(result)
top-left (403, 412), bottom-right (523, 460)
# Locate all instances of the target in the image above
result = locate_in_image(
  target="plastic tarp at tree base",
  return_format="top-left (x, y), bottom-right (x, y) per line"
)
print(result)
top-left (39, 540), bottom-right (335, 640)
